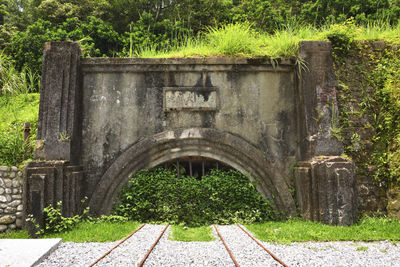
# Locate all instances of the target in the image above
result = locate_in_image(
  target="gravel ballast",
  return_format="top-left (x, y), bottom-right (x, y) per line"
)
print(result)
top-left (37, 224), bottom-right (400, 267)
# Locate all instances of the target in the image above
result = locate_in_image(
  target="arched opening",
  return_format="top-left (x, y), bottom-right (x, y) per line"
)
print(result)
top-left (88, 128), bottom-right (296, 217)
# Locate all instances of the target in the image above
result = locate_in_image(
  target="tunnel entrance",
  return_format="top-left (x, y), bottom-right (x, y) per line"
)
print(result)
top-left (24, 41), bottom-right (357, 231)
top-left (87, 128), bottom-right (296, 216)
top-left (112, 157), bottom-right (278, 226)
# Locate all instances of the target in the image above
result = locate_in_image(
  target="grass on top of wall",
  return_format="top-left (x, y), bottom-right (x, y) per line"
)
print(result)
top-left (133, 21), bottom-right (400, 59)
top-left (244, 216), bottom-right (400, 244)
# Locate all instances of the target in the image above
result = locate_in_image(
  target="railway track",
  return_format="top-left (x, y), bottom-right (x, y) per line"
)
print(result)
top-left (88, 224), bottom-right (169, 267)
top-left (88, 224), bottom-right (287, 267)
top-left (213, 224), bottom-right (288, 267)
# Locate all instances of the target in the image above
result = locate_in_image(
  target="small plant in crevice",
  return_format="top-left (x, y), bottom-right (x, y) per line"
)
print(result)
top-left (112, 168), bottom-right (278, 226)
top-left (36, 200), bottom-right (91, 235)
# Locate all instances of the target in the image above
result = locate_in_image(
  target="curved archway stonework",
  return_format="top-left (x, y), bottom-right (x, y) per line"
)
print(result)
top-left (24, 41), bottom-right (357, 235)
top-left (89, 128), bottom-right (296, 215)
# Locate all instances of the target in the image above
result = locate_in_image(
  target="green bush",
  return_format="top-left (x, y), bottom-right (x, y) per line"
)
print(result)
top-left (323, 19), bottom-right (359, 56)
top-left (113, 168), bottom-right (278, 226)
top-left (35, 201), bottom-right (91, 235)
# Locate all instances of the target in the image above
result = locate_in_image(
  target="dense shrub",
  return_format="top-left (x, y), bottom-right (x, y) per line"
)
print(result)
top-left (113, 168), bottom-right (278, 226)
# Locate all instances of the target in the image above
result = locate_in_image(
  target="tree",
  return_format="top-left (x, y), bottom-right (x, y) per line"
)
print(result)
top-left (33, 0), bottom-right (110, 25)
top-left (0, 0), bottom-right (8, 25)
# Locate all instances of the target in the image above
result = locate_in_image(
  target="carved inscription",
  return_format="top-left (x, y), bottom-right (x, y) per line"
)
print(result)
top-left (163, 87), bottom-right (218, 111)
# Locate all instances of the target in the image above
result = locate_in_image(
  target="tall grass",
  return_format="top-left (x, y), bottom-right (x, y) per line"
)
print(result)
top-left (131, 21), bottom-right (400, 59)
top-left (0, 52), bottom-right (40, 95)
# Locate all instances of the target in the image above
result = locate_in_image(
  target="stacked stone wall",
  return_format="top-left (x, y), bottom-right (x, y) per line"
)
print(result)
top-left (0, 166), bottom-right (23, 232)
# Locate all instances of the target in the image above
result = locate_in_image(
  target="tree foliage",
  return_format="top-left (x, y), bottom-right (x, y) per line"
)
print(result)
top-left (0, 0), bottom-right (400, 79)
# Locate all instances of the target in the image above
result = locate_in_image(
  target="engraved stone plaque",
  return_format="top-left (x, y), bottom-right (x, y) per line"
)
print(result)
top-left (163, 87), bottom-right (218, 111)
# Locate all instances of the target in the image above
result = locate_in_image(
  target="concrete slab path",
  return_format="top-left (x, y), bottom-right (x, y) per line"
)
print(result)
top-left (0, 238), bottom-right (61, 267)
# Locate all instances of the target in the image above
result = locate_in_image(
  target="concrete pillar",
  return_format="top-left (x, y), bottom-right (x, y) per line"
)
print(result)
top-left (295, 42), bottom-right (357, 225)
top-left (24, 42), bottom-right (84, 236)
top-left (35, 42), bottom-right (82, 164)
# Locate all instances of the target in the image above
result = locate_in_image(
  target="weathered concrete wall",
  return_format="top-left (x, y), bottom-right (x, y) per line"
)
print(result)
top-left (80, 58), bottom-right (299, 215)
top-left (295, 157), bottom-right (356, 225)
top-left (293, 42), bottom-right (357, 224)
top-left (25, 41), bottom-right (357, 228)
top-left (0, 166), bottom-right (23, 232)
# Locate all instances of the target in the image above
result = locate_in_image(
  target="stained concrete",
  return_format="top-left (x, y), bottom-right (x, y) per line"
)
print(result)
top-left (25, 41), bottom-right (357, 227)
top-left (80, 58), bottom-right (298, 216)
top-left (0, 238), bottom-right (61, 266)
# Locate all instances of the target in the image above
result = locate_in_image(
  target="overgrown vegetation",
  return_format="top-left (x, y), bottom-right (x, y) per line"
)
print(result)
top-left (369, 51), bottom-right (400, 188)
top-left (113, 168), bottom-right (278, 226)
top-left (34, 201), bottom-right (91, 235)
top-left (245, 216), bottom-right (400, 243)
top-left (332, 37), bottom-right (400, 190)
top-left (0, 51), bottom-right (40, 166)
top-left (1, 1), bottom-right (400, 76)
top-left (131, 21), bottom-right (400, 59)
top-left (0, 93), bottom-right (39, 167)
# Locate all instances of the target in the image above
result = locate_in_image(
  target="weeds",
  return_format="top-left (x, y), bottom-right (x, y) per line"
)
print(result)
top-left (0, 93), bottom-right (39, 166)
top-left (129, 21), bottom-right (400, 59)
top-left (0, 52), bottom-right (40, 95)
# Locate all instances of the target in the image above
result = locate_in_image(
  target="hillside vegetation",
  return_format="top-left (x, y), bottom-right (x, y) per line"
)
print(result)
top-left (1, 0), bottom-right (400, 77)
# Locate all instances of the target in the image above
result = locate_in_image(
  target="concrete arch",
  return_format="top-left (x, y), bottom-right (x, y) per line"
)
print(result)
top-left (89, 128), bottom-right (296, 216)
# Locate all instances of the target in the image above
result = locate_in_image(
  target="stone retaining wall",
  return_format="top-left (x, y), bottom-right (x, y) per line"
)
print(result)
top-left (0, 166), bottom-right (23, 232)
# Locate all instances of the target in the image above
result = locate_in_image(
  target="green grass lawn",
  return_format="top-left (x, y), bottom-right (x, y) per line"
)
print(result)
top-left (0, 221), bottom-right (141, 242)
top-left (244, 217), bottom-right (400, 243)
top-left (169, 225), bottom-right (215, 242)
top-left (0, 229), bottom-right (30, 239)
top-left (2, 217), bottom-right (400, 243)
top-left (42, 221), bottom-right (141, 242)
